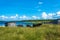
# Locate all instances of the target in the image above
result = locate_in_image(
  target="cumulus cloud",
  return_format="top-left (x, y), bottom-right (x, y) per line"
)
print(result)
top-left (19, 16), bottom-right (23, 19)
top-left (22, 15), bottom-right (27, 19)
top-left (48, 13), bottom-right (53, 16)
top-left (19, 15), bottom-right (28, 20)
top-left (16, 14), bottom-right (18, 17)
top-left (57, 11), bottom-right (60, 16)
top-left (0, 12), bottom-right (58, 20)
top-left (0, 15), bottom-right (8, 20)
top-left (42, 12), bottom-right (48, 19)
top-left (10, 14), bottom-right (18, 19)
top-left (32, 16), bottom-right (40, 19)
top-left (41, 12), bottom-right (56, 19)
top-left (10, 16), bottom-right (16, 19)
top-left (48, 13), bottom-right (54, 19)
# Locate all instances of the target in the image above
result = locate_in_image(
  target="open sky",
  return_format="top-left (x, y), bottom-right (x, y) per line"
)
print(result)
top-left (0, 0), bottom-right (60, 21)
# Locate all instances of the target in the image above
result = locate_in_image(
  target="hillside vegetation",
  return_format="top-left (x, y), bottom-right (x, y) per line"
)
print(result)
top-left (22, 19), bottom-right (53, 23)
top-left (0, 24), bottom-right (60, 40)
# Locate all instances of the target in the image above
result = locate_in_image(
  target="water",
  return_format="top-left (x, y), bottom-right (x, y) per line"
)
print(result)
top-left (0, 21), bottom-right (33, 27)
top-left (16, 22), bottom-right (33, 27)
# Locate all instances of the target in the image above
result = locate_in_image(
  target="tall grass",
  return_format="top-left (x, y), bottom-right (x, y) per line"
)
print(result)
top-left (0, 24), bottom-right (60, 40)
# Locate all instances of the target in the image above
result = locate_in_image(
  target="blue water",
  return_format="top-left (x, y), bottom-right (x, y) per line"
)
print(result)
top-left (16, 22), bottom-right (33, 27)
top-left (0, 21), bottom-right (33, 27)
top-left (0, 21), bottom-right (6, 26)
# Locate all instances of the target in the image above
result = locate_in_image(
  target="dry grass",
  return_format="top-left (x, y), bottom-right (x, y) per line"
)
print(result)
top-left (0, 24), bottom-right (60, 40)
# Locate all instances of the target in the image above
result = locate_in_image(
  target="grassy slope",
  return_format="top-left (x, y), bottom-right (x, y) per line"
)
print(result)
top-left (0, 24), bottom-right (60, 40)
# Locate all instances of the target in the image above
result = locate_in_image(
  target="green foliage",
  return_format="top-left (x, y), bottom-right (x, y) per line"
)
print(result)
top-left (0, 24), bottom-right (60, 40)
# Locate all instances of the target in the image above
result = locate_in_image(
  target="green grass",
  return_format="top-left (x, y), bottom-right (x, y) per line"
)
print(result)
top-left (0, 24), bottom-right (60, 40)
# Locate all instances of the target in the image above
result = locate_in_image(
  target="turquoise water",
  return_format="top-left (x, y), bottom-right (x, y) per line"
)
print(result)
top-left (0, 21), bottom-right (33, 27)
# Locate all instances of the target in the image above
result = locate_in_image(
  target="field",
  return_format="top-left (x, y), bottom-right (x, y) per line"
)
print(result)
top-left (0, 24), bottom-right (60, 40)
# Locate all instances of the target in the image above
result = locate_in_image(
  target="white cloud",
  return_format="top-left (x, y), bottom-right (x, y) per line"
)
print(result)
top-left (32, 16), bottom-right (40, 19)
top-left (20, 15), bottom-right (40, 20)
top-left (0, 12), bottom-right (58, 20)
top-left (48, 13), bottom-right (53, 19)
top-left (16, 14), bottom-right (18, 17)
top-left (10, 16), bottom-right (16, 19)
top-left (57, 11), bottom-right (60, 16)
top-left (42, 12), bottom-right (56, 19)
top-left (19, 15), bottom-right (28, 20)
top-left (22, 15), bottom-right (27, 19)
top-left (19, 16), bottom-right (23, 19)
top-left (0, 15), bottom-right (8, 20)
top-left (48, 13), bottom-right (53, 16)
top-left (42, 12), bottom-right (48, 19)
top-left (38, 2), bottom-right (43, 4)
top-left (10, 14), bottom-right (19, 19)
top-left (48, 13), bottom-right (55, 16)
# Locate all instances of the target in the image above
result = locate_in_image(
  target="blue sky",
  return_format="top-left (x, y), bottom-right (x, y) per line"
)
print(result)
top-left (0, 0), bottom-right (60, 21)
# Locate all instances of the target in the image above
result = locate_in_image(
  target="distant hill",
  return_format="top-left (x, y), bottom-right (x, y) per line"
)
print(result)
top-left (0, 19), bottom-right (56, 22)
